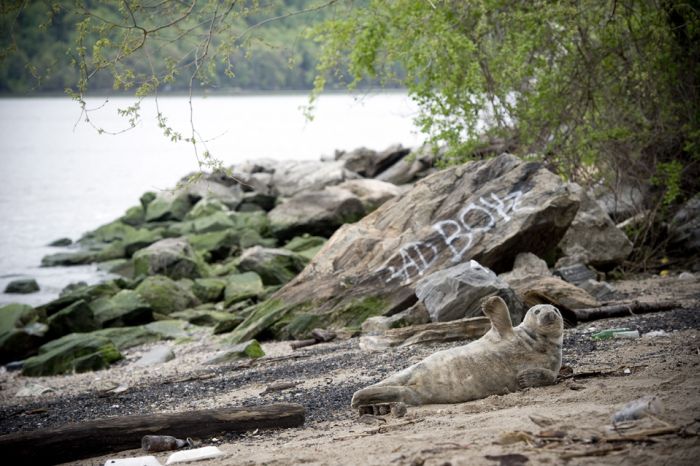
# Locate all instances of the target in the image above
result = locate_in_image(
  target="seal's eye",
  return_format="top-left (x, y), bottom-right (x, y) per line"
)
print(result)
top-left (534, 309), bottom-right (540, 315)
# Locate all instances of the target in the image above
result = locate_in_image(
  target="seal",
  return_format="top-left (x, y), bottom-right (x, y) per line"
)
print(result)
top-left (351, 296), bottom-right (563, 414)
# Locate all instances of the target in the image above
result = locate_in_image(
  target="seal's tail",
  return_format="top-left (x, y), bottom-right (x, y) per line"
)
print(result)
top-left (350, 385), bottom-right (421, 408)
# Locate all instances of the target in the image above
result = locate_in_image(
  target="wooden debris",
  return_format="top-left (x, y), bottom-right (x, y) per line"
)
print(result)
top-left (573, 300), bottom-right (680, 322)
top-left (0, 403), bottom-right (305, 465)
top-left (290, 328), bottom-right (337, 350)
top-left (559, 445), bottom-right (628, 459)
top-left (360, 316), bottom-right (491, 350)
top-left (260, 381), bottom-right (299, 395)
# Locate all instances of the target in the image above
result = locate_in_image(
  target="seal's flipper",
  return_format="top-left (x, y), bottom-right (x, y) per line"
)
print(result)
top-left (351, 385), bottom-right (422, 409)
top-left (517, 368), bottom-right (557, 389)
top-left (482, 296), bottom-right (514, 338)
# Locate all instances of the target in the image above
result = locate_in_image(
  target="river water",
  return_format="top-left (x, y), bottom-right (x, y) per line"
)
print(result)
top-left (0, 92), bottom-right (422, 305)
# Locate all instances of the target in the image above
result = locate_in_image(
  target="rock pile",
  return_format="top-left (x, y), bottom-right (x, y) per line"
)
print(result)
top-left (1, 146), bottom-right (635, 374)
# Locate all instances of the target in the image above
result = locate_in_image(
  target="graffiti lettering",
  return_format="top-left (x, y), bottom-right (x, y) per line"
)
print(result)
top-left (376, 191), bottom-right (526, 283)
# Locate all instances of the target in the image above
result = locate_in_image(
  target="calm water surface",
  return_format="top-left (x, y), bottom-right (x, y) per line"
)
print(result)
top-left (0, 92), bottom-right (422, 305)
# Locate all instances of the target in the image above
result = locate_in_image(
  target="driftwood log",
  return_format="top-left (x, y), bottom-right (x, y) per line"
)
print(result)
top-left (360, 316), bottom-right (491, 351)
top-left (0, 403), bottom-right (305, 465)
top-left (573, 301), bottom-right (680, 322)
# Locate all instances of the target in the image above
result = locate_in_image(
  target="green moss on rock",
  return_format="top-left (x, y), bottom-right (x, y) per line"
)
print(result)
top-left (135, 275), bottom-right (197, 315)
top-left (223, 272), bottom-right (263, 307)
top-left (23, 333), bottom-right (122, 376)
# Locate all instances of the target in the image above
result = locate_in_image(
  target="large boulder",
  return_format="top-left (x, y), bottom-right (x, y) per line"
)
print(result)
top-left (415, 260), bottom-right (524, 323)
top-left (135, 275), bottom-right (198, 315)
top-left (133, 238), bottom-right (209, 279)
top-left (227, 154), bottom-right (579, 342)
top-left (237, 247), bottom-right (308, 286)
top-left (268, 187), bottom-right (366, 240)
top-left (22, 333), bottom-right (122, 376)
top-left (557, 185), bottom-right (633, 267)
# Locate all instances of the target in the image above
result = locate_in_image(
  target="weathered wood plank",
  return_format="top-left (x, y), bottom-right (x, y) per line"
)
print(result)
top-left (0, 403), bottom-right (305, 465)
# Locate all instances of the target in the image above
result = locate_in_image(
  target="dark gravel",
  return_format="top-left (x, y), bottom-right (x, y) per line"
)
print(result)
top-left (1, 307), bottom-right (698, 437)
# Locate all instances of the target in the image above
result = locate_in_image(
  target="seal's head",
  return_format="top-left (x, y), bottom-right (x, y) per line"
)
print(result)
top-left (523, 304), bottom-right (564, 339)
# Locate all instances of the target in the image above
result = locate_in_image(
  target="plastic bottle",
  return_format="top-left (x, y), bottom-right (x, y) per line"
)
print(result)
top-left (591, 327), bottom-right (630, 340)
top-left (141, 435), bottom-right (187, 452)
top-left (612, 396), bottom-right (662, 423)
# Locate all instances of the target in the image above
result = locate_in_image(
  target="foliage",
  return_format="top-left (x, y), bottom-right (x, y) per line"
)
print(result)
top-left (0, 0), bottom-right (348, 95)
top-left (312, 0), bottom-right (699, 202)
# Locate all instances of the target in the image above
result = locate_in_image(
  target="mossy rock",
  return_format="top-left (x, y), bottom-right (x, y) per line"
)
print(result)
top-left (41, 250), bottom-right (96, 267)
top-left (0, 303), bottom-right (43, 333)
top-left (187, 231), bottom-right (239, 263)
top-left (231, 211), bottom-right (270, 236)
top-left (0, 322), bottom-right (49, 364)
top-left (4, 278), bottom-right (40, 294)
top-left (211, 259), bottom-right (239, 277)
top-left (221, 299), bottom-right (299, 344)
top-left (283, 234), bottom-right (327, 253)
top-left (23, 333), bottom-right (122, 376)
top-left (133, 238), bottom-right (210, 280)
top-left (191, 211), bottom-right (235, 234)
top-left (47, 300), bottom-right (98, 339)
top-left (79, 219), bottom-right (136, 246)
top-left (206, 339), bottom-right (264, 364)
top-left (238, 229), bottom-right (277, 250)
top-left (166, 221), bottom-right (196, 237)
top-left (91, 290), bottom-right (153, 328)
top-left (186, 198), bottom-right (230, 220)
top-left (212, 315), bottom-right (245, 334)
top-left (140, 191), bottom-right (157, 209)
top-left (223, 272), bottom-right (264, 307)
top-left (122, 205), bottom-right (145, 226)
top-left (170, 309), bottom-right (238, 327)
top-left (135, 275), bottom-right (197, 315)
top-left (91, 326), bottom-right (161, 350)
top-left (272, 313), bottom-right (322, 340)
top-left (39, 281), bottom-right (122, 316)
top-left (0, 304), bottom-right (48, 363)
top-left (144, 320), bottom-right (192, 340)
top-left (192, 278), bottom-right (227, 303)
top-left (237, 247), bottom-right (308, 286)
top-left (145, 191), bottom-right (193, 222)
top-left (96, 259), bottom-right (134, 278)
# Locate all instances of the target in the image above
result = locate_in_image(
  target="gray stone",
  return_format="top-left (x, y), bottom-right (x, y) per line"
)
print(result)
top-left (268, 186), bottom-right (366, 240)
top-left (592, 182), bottom-right (647, 222)
top-left (336, 144), bottom-right (410, 177)
top-left (184, 179), bottom-right (243, 210)
top-left (269, 160), bottom-right (360, 197)
top-left (192, 278), bottom-right (226, 303)
top-left (415, 260), bottom-right (524, 323)
top-left (135, 344), bottom-right (175, 366)
top-left (145, 191), bottom-right (193, 222)
top-left (336, 178), bottom-right (401, 212)
top-left (184, 198), bottom-right (229, 220)
top-left (554, 263), bottom-right (597, 285)
top-left (558, 185), bottom-right (633, 267)
top-left (498, 252), bottom-right (551, 284)
top-left (4, 278), bottom-right (40, 294)
top-left (374, 145), bottom-right (436, 185)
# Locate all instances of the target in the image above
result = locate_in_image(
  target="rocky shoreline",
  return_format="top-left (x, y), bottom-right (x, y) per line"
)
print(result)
top-left (1, 145), bottom-right (699, 464)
